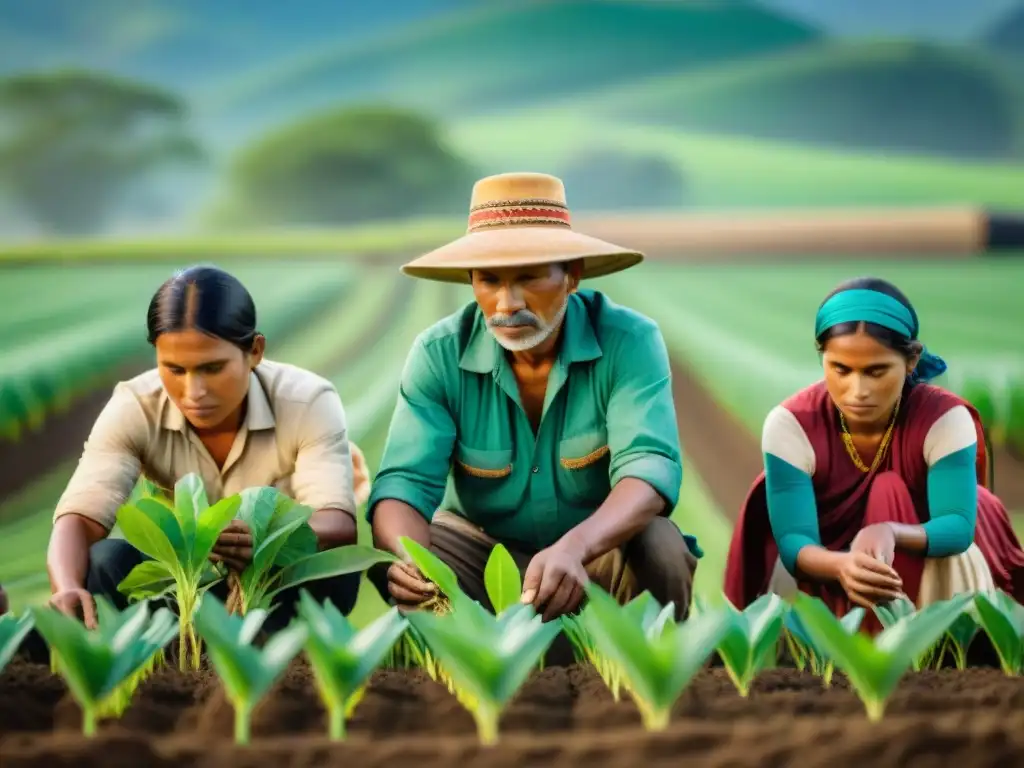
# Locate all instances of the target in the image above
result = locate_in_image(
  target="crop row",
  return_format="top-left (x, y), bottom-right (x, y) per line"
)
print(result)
top-left (0, 264), bottom-right (357, 442)
top-left (2, 473), bottom-right (1020, 747)
top-left (607, 264), bottom-right (1024, 453)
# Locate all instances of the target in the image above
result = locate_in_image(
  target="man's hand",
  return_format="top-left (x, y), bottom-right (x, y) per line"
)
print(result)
top-left (210, 520), bottom-right (253, 572)
top-left (521, 540), bottom-right (589, 622)
top-left (849, 523), bottom-right (897, 566)
top-left (49, 588), bottom-right (98, 629)
top-left (386, 561), bottom-right (437, 612)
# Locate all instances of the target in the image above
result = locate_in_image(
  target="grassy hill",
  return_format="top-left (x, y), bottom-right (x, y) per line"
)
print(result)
top-left (567, 39), bottom-right (1024, 161)
top-left (450, 111), bottom-right (1024, 209)
top-left (195, 0), bottom-right (822, 139)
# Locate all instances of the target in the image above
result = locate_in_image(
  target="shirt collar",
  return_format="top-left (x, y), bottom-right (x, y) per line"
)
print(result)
top-left (458, 292), bottom-right (603, 375)
top-left (160, 369), bottom-right (276, 432)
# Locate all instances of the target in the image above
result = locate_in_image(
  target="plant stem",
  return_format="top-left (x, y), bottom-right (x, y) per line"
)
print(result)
top-left (329, 705), bottom-right (345, 740)
top-left (83, 707), bottom-right (97, 737)
top-left (639, 702), bottom-right (670, 731)
top-left (474, 704), bottom-right (500, 746)
top-left (235, 703), bottom-right (252, 745)
top-left (864, 698), bottom-right (886, 722)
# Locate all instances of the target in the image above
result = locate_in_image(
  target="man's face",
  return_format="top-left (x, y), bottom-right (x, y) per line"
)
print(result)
top-left (471, 261), bottom-right (581, 352)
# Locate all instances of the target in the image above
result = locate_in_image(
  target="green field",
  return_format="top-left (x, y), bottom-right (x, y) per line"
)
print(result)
top-left (0, 255), bottom-right (1021, 625)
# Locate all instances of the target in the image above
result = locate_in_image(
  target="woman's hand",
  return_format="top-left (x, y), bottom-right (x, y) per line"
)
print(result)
top-left (836, 551), bottom-right (904, 608)
top-left (849, 523), bottom-right (897, 566)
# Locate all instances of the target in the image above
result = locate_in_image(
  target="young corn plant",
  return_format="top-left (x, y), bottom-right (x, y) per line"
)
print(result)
top-left (790, 592), bottom-right (971, 721)
top-left (973, 590), bottom-right (1024, 675)
top-left (115, 473), bottom-right (240, 670)
top-left (29, 598), bottom-right (178, 736)
top-left (296, 589), bottom-right (408, 740)
top-left (0, 609), bottom-right (34, 672)
top-left (193, 593), bottom-right (308, 745)
top-left (405, 597), bottom-right (561, 745)
top-left (227, 486), bottom-right (400, 616)
top-left (784, 605), bottom-right (866, 686)
top-left (483, 543), bottom-right (521, 614)
top-left (873, 597), bottom-right (949, 671)
top-left (943, 609), bottom-right (979, 670)
top-left (578, 583), bottom-right (732, 731)
top-left (716, 593), bottom-right (787, 696)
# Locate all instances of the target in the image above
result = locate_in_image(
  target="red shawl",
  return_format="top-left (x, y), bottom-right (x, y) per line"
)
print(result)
top-left (723, 380), bottom-right (1024, 616)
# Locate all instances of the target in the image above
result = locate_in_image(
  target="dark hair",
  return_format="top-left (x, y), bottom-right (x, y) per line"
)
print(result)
top-left (146, 265), bottom-right (259, 349)
top-left (814, 276), bottom-right (923, 361)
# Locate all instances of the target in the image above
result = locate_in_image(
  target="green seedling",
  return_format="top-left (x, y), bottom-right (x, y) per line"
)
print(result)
top-left (0, 610), bottom-right (34, 672)
top-left (29, 597), bottom-right (177, 736)
top-left (791, 592), bottom-right (971, 721)
top-left (873, 597), bottom-right (950, 671)
top-left (973, 590), bottom-right (1024, 675)
top-left (227, 486), bottom-right (400, 615)
top-left (406, 598), bottom-right (561, 745)
top-left (943, 609), bottom-right (980, 670)
top-left (579, 583), bottom-right (732, 731)
top-left (785, 605), bottom-right (865, 685)
top-left (116, 473), bottom-right (240, 670)
top-left (716, 593), bottom-right (787, 696)
top-left (483, 543), bottom-right (521, 615)
top-left (193, 593), bottom-right (308, 745)
top-left (296, 590), bottom-right (408, 740)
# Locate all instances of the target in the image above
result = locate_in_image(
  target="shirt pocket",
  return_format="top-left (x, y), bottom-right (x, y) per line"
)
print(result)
top-left (558, 429), bottom-right (611, 505)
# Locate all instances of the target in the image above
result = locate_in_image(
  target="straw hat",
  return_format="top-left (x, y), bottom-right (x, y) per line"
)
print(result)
top-left (400, 172), bottom-right (644, 284)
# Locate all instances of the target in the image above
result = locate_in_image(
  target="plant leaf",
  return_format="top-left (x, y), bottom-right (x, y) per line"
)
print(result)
top-left (116, 503), bottom-right (181, 568)
top-left (117, 561), bottom-right (175, 600)
top-left (0, 611), bottom-right (34, 671)
top-left (265, 545), bottom-right (399, 603)
top-left (398, 537), bottom-right (461, 599)
top-left (193, 495), bottom-right (243, 569)
top-left (483, 543), bottom-right (520, 615)
top-left (174, 473), bottom-right (209, 555)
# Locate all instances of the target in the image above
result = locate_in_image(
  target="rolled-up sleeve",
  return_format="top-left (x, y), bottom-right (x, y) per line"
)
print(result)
top-left (289, 387), bottom-right (357, 517)
top-left (53, 384), bottom-right (147, 531)
top-left (366, 336), bottom-right (456, 523)
top-left (605, 324), bottom-right (683, 510)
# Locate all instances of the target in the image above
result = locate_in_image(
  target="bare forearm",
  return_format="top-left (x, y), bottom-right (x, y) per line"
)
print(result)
top-left (560, 478), bottom-right (663, 564)
top-left (371, 500), bottom-right (431, 557)
top-left (887, 522), bottom-right (928, 554)
top-left (47, 514), bottom-right (107, 593)
top-left (794, 545), bottom-right (847, 583)
top-left (309, 507), bottom-right (358, 550)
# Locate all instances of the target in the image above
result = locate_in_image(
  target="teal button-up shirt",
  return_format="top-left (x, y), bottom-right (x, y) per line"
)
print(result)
top-left (367, 288), bottom-right (692, 553)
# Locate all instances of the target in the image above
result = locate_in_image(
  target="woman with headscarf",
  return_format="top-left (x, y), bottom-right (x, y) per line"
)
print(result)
top-left (723, 276), bottom-right (1024, 628)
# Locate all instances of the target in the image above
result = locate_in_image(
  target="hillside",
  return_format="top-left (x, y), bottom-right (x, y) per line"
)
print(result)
top-left (194, 0), bottom-right (822, 142)
top-left (983, 2), bottom-right (1024, 56)
top-left (570, 40), bottom-right (1024, 160)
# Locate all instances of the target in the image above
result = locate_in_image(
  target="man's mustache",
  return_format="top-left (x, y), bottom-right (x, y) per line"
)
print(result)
top-left (488, 310), bottom-right (540, 328)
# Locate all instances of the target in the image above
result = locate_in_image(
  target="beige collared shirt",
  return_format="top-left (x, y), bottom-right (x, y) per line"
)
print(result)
top-left (53, 359), bottom-right (363, 531)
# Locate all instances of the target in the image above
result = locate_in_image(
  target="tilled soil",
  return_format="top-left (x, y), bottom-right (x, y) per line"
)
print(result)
top-left (2, 657), bottom-right (1024, 767)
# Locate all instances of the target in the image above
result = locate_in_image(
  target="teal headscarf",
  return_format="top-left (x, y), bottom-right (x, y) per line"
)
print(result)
top-left (814, 288), bottom-right (947, 384)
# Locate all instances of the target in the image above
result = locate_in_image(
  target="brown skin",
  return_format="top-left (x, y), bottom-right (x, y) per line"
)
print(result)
top-left (47, 328), bottom-right (357, 626)
top-left (375, 261), bottom-right (667, 620)
top-left (794, 325), bottom-right (927, 609)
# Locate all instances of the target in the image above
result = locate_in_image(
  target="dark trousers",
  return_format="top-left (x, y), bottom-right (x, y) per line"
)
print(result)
top-left (18, 538), bottom-right (361, 662)
top-left (368, 511), bottom-right (699, 664)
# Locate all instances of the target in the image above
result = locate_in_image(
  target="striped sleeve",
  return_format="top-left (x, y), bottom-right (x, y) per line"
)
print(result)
top-left (921, 405), bottom-right (978, 556)
top-left (762, 406), bottom-right (820, 575)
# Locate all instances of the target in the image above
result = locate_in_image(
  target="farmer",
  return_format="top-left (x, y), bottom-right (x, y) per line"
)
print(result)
top-left (366, 171), bottom-right (700, 624)
top-left (42, 265), bottom-right (370, 633)
top-left (723, 276), bottom-right (1024, 629)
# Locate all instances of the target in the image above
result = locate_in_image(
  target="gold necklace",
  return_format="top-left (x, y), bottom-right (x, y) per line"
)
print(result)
top-left (839, 398), bottom-right (900, 473)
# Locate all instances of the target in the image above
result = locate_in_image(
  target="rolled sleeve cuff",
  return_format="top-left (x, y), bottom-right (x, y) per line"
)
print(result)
top-left (611, 453), bottom-right (682, 510)
top-left (366, 477), bottom-right (439, 523)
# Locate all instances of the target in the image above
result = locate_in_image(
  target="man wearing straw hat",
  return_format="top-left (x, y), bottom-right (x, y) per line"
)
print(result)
top-left (366, 172), bottom-right (700, 623)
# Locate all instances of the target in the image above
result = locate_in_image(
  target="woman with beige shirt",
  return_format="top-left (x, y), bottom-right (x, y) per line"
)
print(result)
top-left (36, 265), bottom-right (369, 630)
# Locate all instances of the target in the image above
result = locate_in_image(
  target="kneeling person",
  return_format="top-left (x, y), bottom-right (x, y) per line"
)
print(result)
top-left (368, 172), bottom-right (700, 622)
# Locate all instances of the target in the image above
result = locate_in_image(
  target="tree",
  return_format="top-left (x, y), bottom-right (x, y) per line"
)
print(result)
top-left (213, 105), bottom-right (477, 227)
top-left (558, 148), bottom-right (689, 212)
top-left (0, 69), bottom-right (203, 235)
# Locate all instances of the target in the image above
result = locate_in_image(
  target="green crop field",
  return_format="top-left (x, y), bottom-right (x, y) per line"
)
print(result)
top-left (1, 255), bottom-right (1021, 625)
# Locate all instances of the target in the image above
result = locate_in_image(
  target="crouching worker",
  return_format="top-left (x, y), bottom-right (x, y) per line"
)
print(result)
top-left (724, 277), bottom-right (1024, 633)
top-left (40, 265), bottom-right (370, 642)
top-left (366, 172), bottom-right (700, 629)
